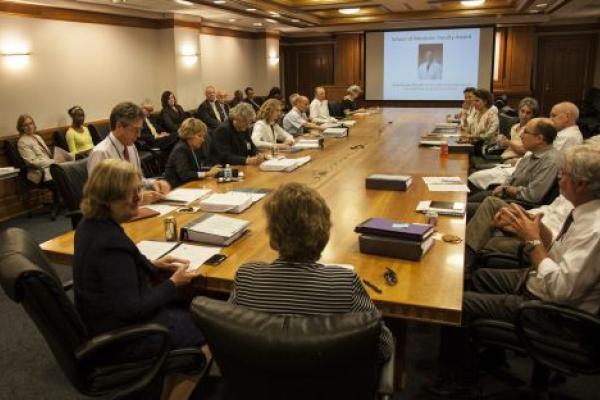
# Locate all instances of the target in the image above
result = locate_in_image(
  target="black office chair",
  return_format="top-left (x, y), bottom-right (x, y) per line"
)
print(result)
top-left (471, 300), bottom-right (600, 397)
top-left (88, 123), bottom-right (109, 145)
top-left (3, 139), bottom-right (60, 220)
top-left (53, 129), bottom-right (69, 152)
top-left (329, 101), bottom-right (344, 118)
top-left (190, 296), bottom-right (395, 400)
top-left (0, 228), bottom-right (208, 400)
top-left (50, 159), bottom-right (88, 229)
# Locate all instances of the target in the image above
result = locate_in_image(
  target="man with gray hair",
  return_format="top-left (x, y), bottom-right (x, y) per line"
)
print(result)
top-left (212, 102), bottom-right (264, 165)
top-left (550, 101), bottom-right (583, 153)
top-left (283, 95), bottom-right (325, 136)
top-left (88, 101), bottom-right (170, 204)
top-left (431, 142), bottom-right (600, 396)
top-left (309, 86), bottom-right (337, 124)
top-left (196, 85), bottom-right (225, 131)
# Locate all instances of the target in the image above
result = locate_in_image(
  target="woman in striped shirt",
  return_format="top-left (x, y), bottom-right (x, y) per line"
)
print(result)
top-left (229, 182), bottom-right (393, 361)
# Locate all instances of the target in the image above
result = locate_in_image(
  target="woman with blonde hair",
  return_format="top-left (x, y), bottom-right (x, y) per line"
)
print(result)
top-left (74, 159), bottom-right (206, 365)
top-left (251, 98), bottom-right (295, 151)
top-left (341, 85), bottom-right (366, 116)
top-left (165, 117), bottom-right (220, 188)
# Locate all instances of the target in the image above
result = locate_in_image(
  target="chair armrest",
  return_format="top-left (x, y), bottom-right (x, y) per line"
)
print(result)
top-left (62, 279), bottom-right (73, 291)
top-left (75, 323), bottom-right (170, 362)
top-left (76, 323), bottom-right (172, 399)
top-left (378, 337), bottom-right (395, 399)
top-left (515, 300), bottom-right (600, 375)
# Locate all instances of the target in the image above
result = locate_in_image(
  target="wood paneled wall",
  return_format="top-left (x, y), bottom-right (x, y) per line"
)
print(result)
top-left (334, 33), bottom-right (364, 87)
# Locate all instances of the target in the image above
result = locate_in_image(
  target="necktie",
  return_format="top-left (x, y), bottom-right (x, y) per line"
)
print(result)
top-left (123, 147), bottom-right (130, 162)
top-left (516, 211), bottom-right (574, 292)
top-left (218, 103), bottom-right (227, 121)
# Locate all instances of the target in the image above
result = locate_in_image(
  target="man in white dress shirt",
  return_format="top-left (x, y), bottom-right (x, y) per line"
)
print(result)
top-left (431, 142), bottom-right (600, 397)
top-left (550, 101), bottom-right (583, 152)
top-left (88, 102), bottom-right (170, 204)
top-left (309, 86), bottom-right (337, 124)
top-left (283, 96), bottom-right (325, 136)
top-left (418, 50), bottom-right (442, 80)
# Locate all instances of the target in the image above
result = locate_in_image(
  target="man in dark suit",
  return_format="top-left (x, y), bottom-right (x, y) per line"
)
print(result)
top-left (196, 86), bottom-right (226, 132)
top-left (217, 90), bottom-right (230, 122)
top-left (243, 86), bottom-right (261, 112)
top-left (139, 99), bottom-right (177, 152)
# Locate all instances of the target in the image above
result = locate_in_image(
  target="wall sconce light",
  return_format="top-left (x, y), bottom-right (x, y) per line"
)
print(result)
top-left (1, 51), bottom-right (31, 70)
top-left (268, 55), bottom-right (279, 65)
top-left (180, 43), bottom-right (199, 67)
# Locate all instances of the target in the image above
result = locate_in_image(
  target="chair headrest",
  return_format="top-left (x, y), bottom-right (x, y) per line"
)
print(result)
top-left (0, 228), bottom-right (61, 300)
top-left (190, 296), bottom-right (381, 369)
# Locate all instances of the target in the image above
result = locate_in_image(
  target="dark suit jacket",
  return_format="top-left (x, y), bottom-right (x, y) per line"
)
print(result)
top-left (73, 218), bottom-right (177, 336)
top-left (212, 120), bottom-right (258, 165)
top-left (196, 100), bottom-right (225, 130)
top-left (165, 140), bottom-right (216, 188)
top-left (243, 97), bottom-right (261, 112)
top-left (160, 105), bottom-right (188, 134)
top-left (139, 117), bottom-right (177, 151)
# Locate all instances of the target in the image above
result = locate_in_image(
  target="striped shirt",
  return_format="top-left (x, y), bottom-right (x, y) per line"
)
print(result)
top-left (229, 260), bottom-right (393, 361)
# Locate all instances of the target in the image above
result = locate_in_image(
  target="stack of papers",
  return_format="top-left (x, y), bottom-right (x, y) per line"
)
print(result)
top-left (323, 127), bottom-right (348, 137)
top-left (423, 177), bottom-right (470, 192)
top-left (143, 204), bottom-right (177, 216)
top-left (320, 122), bottom-right (341, 129)
top-left (136, 241), bottom-right (222, 272)
top-left (260, 156), bottom-right (311, 172)
top-left (182, 214), bottom-right (250, 246)
top-left (230, 189), bottom-right (269, 203)
top-left (292, 139), bottom-right (322, 150)
top-left (199, 192), bottom-right (253, 214)
top-left (341, 120), bottom-right (356, 127)
top-left (161, 188), bottom-right (212, 204)
top-left (53, 147), bottom-right (74, 163)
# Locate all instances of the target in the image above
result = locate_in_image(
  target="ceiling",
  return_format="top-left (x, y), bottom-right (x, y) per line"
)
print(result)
top-left (6, 0), bottom-right (600, 33)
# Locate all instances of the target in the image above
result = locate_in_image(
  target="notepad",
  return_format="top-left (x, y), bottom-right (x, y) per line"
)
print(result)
top-left (136, 240), bottom-right (179, 261)
top-left (161, 188), bottom-right (212, 204)
top-left (260, 156), bottom-right (311, 172)
top-left (423, 177), bottom-right (470, 192)
top-left (199, 192), bottom-right (253, 214)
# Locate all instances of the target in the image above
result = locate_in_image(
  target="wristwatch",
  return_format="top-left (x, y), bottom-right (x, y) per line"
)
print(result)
top-left (525, 239), bottom-right (542, 251)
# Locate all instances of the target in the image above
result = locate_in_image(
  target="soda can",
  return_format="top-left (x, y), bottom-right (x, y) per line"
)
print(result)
top-left (440, 140), bottom-right (449, 157)
top-left (164, 216), bottom-right (178, 242)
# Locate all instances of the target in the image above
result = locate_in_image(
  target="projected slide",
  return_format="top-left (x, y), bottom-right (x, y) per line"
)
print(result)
top-left (384, 28), bottom-right (479, 100)
top-left (365, 28), bottom-right (492, 101)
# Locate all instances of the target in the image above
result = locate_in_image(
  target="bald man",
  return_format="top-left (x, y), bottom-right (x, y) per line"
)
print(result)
top-left (550, 101), bottom-right (583, 153)
top-left (310, 86), bottom-right (337, 124)
top-left (216, 90), bottom-right (230, 122)
top-left (196, 85), bottom-right (226, 131)
top-left (283, 95), bottom-right (325, 136)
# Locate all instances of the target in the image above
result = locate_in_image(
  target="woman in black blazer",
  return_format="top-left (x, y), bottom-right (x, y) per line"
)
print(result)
top-left (73, 159), bottom-right (205, 363)
top-left (165, 118), bottom-right (221, 188)
top-left (160, 90), bottom-right (188, 134)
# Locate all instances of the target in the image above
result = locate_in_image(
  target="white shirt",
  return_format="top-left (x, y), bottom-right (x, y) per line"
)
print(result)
top-left (418, 60), bottom-right (442, 80)
top-left (309, 98), bottom-right (336, 124)
top-left (554, 125), bottom-right (583, 154)
top-left (527, 199), bottom-right (600, 314)
top-left (251, 120), bottom-right (294, 149)
top-left (468, 164), bottom-right (516, 190)
top-left (210, 101), bottom-right (222, 122)
top-left (529, 194), bottom-right (574, 239)
top-left (87, 132), bottom-right (152, 188)
top-left (283, 107), bottom-right (308, 136)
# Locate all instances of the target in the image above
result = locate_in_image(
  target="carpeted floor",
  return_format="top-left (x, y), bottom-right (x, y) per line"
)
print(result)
top-left (0, 212), bottom-right (598, 399)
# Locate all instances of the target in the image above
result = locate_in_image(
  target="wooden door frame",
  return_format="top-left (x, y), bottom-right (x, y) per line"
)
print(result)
top-left (535, 33), bottom-right (597, 113)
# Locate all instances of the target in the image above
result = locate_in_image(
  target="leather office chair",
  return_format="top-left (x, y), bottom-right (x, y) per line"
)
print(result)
top-left (3, 139), bottom-right (60, 220)
top-left (190, 296), bottom-right (396, 400)
top-left (50, 159), bottom-right (88, 229)
top-left (328, 100), bottom-right (344, 118)
top-left (53, 130), bottom-right (69, 152)
top-left (0, 228), bottom-right (207, 399)
top-left (470, 300), bottom-right (600, 397)
top-left (88, 123), bottom-right (109, 145)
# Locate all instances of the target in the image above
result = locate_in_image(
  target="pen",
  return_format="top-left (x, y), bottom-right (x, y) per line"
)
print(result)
top-left (362, 279), bottom-right (382, 294)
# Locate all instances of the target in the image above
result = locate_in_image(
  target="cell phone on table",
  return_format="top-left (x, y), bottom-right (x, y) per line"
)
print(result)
top-left (204, 254), bottom-right (227, 265)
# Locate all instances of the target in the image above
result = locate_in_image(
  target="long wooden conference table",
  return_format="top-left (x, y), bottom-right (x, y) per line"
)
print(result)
top-left (41, 108), bottom-right (468, 386)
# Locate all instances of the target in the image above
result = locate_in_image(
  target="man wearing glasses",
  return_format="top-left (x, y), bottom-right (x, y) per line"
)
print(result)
top-left (88, 102), bottom-right (170, 204)
top-left (467, 118), bottom-right (560, 215)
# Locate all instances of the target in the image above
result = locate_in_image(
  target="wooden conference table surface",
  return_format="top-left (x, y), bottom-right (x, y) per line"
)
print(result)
top-left (41, 108), bottom-right (468, 326)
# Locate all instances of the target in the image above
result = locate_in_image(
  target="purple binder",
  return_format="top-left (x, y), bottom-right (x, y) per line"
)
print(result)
top-left (354, 218), bottom-right (434, 241)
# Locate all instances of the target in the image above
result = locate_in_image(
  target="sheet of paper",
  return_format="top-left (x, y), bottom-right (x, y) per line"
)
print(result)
top-left (144, 204), bottom-right (177, 216)
top-left (162, 188), bottom-right (212, 204)
top-left (423, 176), bottom-right (463, 184)
top-left (53, 146), bottom-right (74, 163)
top-left (189, 214), bottom-right (248, 237)
top-left (136, 241), bottom-right (178, 261)
top-left (167, 243), bottom-right (222, 272)
top-left (231, 191), bottom-right (267, 203)
top-left (426, 184), bottom-right (470, 192)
